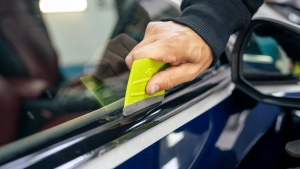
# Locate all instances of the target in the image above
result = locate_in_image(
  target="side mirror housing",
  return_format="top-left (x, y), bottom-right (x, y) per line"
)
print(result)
top-left (232, 18), bottom-right (300, 108)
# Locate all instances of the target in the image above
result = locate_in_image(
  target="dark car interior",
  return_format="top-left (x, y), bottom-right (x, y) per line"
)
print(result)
top-left (0, 0), bottom-right (181, 146)
top-left (0, 0), bottom-right (94, 145)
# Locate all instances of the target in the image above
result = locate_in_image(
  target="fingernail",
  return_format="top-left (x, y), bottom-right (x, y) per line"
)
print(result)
top-left (149, 84), bottom-right (159, 95)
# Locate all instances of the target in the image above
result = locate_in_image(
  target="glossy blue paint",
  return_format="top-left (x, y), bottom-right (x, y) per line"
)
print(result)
top-left (116, 94), bottom-right (283, 169)
top-left (286, 93), bottom-right (300, 98)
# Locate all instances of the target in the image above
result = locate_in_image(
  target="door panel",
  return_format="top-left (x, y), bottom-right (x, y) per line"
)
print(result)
top-left (116, 94), bottom-right (282, 169)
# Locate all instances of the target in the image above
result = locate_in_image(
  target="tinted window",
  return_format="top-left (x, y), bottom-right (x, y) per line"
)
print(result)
top-left (0, 0), bottom-right (180, 146)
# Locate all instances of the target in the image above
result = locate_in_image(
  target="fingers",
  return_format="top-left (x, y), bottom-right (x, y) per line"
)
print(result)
top-left (144, 21), bottom-right (171, 38)
top-left (122, 21), bottom-right (214, 95)
top-left (125, 36), bottom-right (159, 67)
top-left (125, 22), bottom-right (172, 69)
top-left (125, 40), bottom-right (181, 69)
top-left (146, 63), bottom-right (198, 95)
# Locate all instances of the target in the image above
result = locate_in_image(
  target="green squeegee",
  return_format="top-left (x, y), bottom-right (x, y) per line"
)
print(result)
top-left (123, 58), bottom-right (169, 116)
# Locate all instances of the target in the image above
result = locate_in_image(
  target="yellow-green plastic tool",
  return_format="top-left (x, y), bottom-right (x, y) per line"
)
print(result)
top-left (123, 58), bottom-right (169, 116)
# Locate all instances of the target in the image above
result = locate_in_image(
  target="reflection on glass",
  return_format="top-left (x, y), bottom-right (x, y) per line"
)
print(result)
top-left (244, 31), bottom-right (291, 75)
top-left (0, 0), bottom-right (180, 147)
top-left (242, 24), bottom-right (300, 97)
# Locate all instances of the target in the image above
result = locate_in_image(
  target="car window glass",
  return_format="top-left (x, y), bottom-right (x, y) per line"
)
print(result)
top-left (0, 0), bottom-right (181, 146)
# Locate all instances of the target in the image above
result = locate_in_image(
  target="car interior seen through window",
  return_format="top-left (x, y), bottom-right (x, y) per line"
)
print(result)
top-left (0, 0), bottom-right (184, 147)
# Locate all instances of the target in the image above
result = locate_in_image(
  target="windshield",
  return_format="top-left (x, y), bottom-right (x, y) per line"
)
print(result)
top-left (0, 0), bottom-right (181, 147)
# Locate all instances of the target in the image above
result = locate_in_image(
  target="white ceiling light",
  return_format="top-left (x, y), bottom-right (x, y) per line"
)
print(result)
top-left (39, 0), bottom-right (87, 13)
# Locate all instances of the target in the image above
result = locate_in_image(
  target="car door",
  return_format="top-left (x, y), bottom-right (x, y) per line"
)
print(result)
top-left (0, 1), bottom-right (287, 169)
top-left (0, 0), bottom-right (230, 168)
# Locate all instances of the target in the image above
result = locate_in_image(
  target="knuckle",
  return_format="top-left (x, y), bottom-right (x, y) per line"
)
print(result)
top-left (187, 67), bottom-right (199, 79)
top-left (152, 25), bottom-right (163, 32)
top-left (155, 73), bottom-right (175, 89)
top-left (147, 22), bottom-right (166, 34)
top-left (170, 32), bottom-right (184, 42)
top-left (157, 73), bottom-right (176, 89)
top-left (166, 75), bottom-right (177, 89)
top-left (164, 54), bottom-right (177, 64)
top-left (131, 50), bottom-right (142, 60)
top-left (125, 56), bottom-right (131, 65)
top-left (163, 33), bottom-right (184, 50)
top-left (147, 22), bottom-right (156, 28)
top-left (146, 22), bottom-right (156, 33)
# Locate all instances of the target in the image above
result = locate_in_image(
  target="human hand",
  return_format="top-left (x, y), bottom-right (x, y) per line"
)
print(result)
top-left (125, 21), bottom-right (213, 95)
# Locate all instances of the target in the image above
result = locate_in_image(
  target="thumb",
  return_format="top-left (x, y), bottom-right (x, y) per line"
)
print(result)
top-left (146, 63), bottom-right (198, 95)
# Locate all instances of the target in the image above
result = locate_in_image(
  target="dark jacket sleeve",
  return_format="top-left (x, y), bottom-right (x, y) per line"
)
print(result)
top-left (163, 0), bottom-right (263, 66)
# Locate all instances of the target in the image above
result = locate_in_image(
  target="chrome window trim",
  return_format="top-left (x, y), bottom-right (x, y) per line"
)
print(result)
top-left (0, 66), bottom-right (231, 168)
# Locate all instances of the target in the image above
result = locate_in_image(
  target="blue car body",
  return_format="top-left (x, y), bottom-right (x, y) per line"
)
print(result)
top-left (116, 95), bottom-right (284, 169)
top-left (0, 1), bottom-right (299, 169)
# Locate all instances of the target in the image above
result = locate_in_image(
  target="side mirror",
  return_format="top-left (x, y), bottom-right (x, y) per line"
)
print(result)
top-left (232, 18), bottom-right (300, 108)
